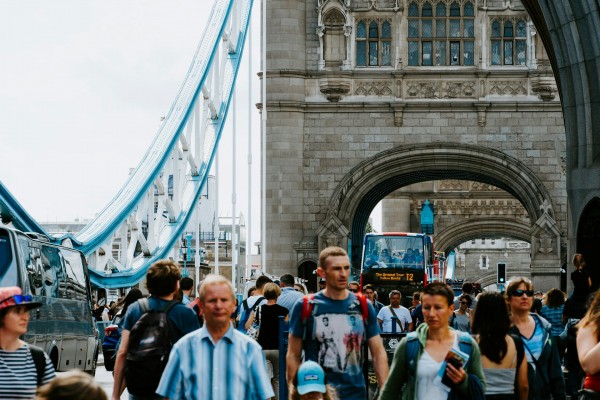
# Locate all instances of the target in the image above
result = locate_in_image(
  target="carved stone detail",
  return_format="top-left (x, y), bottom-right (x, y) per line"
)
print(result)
top-left (406, 81), bottom-right (476, 98)
top-left (531, 77), bottom-right (557, 101)
top-left (471, 181), bottom-right (501, 191)
top-left (438, 180), bottom-right (467, 191)
top-left (355, 81), bottom-right (393, 96)
top-left (489, 80), bottom-right (528, 96)
top-left (316, 212), bottom-right (350, 253)
top-left (320, 78), bottom-right (351, 102)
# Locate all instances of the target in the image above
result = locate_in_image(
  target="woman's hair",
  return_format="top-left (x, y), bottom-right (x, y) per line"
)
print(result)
top-left (247, 286), bottom-right (257, 298)
top-left (263, 282), bottom-right (281, 300)
top-left (471, 292), bottom-right (510, 364)
top-left (459, 294), bottom-right (472, 307)
top-left (580, 289), bottom-right (600, 335)
top-left (422, 282), bottom-right (455, 306)
top-left (36, 370), bottom-right (107, 400)
top-left (545, 288), bottom-right (565, 308)
top-left (506, 276), bottom-right (533, 297)
top-left (117, 288), bottom-right (144, 317)
top-left (573, 253), bottom-right (586, 269)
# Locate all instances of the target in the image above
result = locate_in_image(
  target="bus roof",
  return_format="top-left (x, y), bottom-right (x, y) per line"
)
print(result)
top-left (364, 232), bottom-right (427, 237)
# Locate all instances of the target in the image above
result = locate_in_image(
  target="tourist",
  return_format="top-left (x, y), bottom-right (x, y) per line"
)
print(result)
top-left (507, 277), bottom-right (565, 400)
top-left (576, 289), bottom-right (600, 399)
top-left (380, 282), bottom-right (485, 400)
top-left (472, 292), bottom-right (528, 400)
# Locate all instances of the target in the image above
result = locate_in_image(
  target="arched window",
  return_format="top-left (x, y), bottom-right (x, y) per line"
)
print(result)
top-left (356, 19), bottom-right (392, 67)
top-left (323, 9), bottom-right (346, 68)
top-left (490, 18), bottom-right (527, 66)
top-left (407, 1), bottom-right (475, 66)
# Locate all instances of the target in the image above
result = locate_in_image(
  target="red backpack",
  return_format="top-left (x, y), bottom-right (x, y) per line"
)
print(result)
top-left (300, 292), bottom-right (369, 337)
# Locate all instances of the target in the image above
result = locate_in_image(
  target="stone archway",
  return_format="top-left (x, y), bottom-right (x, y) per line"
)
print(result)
top-left (298, 259), bottom-right (318, 293)
top-left (577, 197), bottom-right (600, 290)
top-left (319, 143), bottom-right (562, 291)
top-left (436, 218), bottom-right (532, 255)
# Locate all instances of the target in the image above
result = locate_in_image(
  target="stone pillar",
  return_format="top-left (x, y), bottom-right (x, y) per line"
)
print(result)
top-left (265, 0), bottom-right (307, 276)
top-left (529, 201), bottom-right (562, 292)
top-left (382, 196), bottom-right (412, 232)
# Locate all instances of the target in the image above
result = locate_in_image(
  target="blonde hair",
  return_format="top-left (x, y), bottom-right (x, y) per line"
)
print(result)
top-left (36, 370), bottom-right (106, 400)
top-left (263, 282), bottom-right (281, 300)
top-left (580, 290), bottom-right (600, 335)
top-left (198, 274), bottom-right (235, 302)
top-left (289, 384), bottom-right (339, 400)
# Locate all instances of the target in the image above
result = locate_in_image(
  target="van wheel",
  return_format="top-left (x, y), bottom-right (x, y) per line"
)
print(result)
top-left (49, 348), bottom-right (59, 371)
top-left (87, 349), bottom-right (98, 377)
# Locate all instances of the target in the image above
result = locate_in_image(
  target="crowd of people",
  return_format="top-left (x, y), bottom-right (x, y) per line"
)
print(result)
top-left (0, 250), bottom-right (599, 400)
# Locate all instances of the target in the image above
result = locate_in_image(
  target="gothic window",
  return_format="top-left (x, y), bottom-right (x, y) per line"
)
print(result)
top-left (491, 18), bottom-right (527, 66)
top-left (407, 1), bottom-right (475, 66)
top-left (323, 9), bottom-right (347, 67)
top-left (356, 19), bottom-right (392, 67)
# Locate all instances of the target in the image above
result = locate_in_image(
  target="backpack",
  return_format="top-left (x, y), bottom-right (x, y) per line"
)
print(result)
top-left (125, 298), bottom-right (179, 396)
top-left (29, 345), bottom-right (46, 386)
top-left (300, 292), bottom-right (369, 339)
top-left (237, 296), bottom-right (265, 333)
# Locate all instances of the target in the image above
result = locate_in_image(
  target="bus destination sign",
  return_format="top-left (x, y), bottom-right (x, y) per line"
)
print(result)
top-left (372, 271), bottom-right (420, 283)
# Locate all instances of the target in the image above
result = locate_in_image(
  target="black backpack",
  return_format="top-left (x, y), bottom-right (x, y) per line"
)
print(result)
top-left (125, 298), bottom-right (179, 396)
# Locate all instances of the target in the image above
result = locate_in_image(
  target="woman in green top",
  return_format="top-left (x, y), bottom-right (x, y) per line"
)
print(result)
top-left (380, 282), bottom-right (485, 400)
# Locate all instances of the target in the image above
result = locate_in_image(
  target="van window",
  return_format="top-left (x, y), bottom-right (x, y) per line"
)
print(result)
top-left (42, 245), bottom-right (63, 298)
top-left (20, 239), bottom-right (44, 296)
top-left (60, 248), bottom-right (87, 301)
top-left (0, 231), bottom-right (13, 283)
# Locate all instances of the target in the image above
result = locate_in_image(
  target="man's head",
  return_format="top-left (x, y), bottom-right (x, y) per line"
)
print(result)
top-left (280, 274), bottom-right (295, 288)
top-left (318, 278), bottom-right (326, 290)
top-left (146, 260), bottom-right (181, 297)
top-left (348, 281), bottom-right (360, 293)
top-left (180, 277), bottom-right (194, 294)
top-left (322, 316), bottom-right (329, 326)
top-left (349, 315), bottom-right (357, 326)
top-left (389, 290), bottom-right (402, 308)
top-left (198, 274), bottom-right (236, 328)
top-left (412, 291), bottom-right (421, 307)
top-left (462, 281), bottom-right (474, 295)
top-left (364, 284), bottom-right (377, 302)
top-left (255, 275), bottom-right (273, 292)
top-left (317, 246), bottom-right (350, 292)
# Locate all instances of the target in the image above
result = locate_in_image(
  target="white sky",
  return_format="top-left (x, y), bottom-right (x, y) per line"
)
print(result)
top-left (0, 1), bottom-right (381, 249)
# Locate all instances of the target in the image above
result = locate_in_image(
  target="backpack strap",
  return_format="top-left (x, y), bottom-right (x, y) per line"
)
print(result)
top-left (457, 331), bottom-right (474, 369)
top-left (387, 305), bottom-right (404, 332)
top-left (356, 292), bottom-right (369, 324)
top-left (29, 345), bottom-right (46, 386)
top-left (405, 332), bottom-right (420, 376)
top-left (250, 297), bottom-right (265, 313)
top-left (138, 298), bottom-right (150, 314)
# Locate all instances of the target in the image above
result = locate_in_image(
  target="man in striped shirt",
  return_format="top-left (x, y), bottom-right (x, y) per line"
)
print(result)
top-left (157, 274), bottom-right (274, 400)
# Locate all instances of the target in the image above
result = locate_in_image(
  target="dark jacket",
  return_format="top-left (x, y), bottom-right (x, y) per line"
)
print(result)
top-left (509, 313), bottom-right (566, 400)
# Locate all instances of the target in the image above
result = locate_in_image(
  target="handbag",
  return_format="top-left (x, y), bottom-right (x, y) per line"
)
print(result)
top-left (246, 306), bottom-right (261, 340)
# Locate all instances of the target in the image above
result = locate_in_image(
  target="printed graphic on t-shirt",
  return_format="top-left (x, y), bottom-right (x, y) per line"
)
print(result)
top-left (314, 313), bottom-right (364, 374)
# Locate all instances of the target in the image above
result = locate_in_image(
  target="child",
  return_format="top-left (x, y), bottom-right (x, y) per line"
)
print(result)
top-left (290, 361), bottom-right (338, 400)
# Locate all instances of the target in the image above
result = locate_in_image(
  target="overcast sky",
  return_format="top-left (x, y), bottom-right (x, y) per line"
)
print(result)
top-left (0, 1), bottom-right (381, 250)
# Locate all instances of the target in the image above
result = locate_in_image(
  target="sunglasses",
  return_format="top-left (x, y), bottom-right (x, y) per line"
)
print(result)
top-left (0, 294), bottom-right (33, 305)
top-left (510, 289), bottom-right (534, 297)
top-left (349, 289), bottom-right (359, 293)
top-left (459, 301), bottom-right (468, 305)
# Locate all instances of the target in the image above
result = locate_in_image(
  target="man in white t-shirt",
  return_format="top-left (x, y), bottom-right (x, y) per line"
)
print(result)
top-left (377, 290), bottom-right (413, 333)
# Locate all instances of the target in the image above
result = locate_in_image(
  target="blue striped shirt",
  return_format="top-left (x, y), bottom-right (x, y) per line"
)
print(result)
top-left (540, 305), bottom-right (565, 336)
top-left (0, 344), bottom-right (55, 399)
top-left (156, 324), bottom-right (274, 400)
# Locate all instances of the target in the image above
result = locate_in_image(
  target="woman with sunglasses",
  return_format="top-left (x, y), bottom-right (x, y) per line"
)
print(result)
top-left (506, 277), bottom-right (565, 400)
top-left (0, 287), bottom-right (56, 399)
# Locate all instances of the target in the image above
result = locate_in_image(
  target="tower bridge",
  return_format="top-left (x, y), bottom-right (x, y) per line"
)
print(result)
top-left (0, 0), bottom-right (599, 294)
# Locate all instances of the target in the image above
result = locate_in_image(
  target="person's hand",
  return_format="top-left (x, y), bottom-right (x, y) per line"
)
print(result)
top-left (445, 363), bottom-right (467, 385)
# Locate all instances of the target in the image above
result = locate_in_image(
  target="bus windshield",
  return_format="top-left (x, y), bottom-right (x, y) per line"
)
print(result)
top-left (362, 234), bottom-right (426, 271)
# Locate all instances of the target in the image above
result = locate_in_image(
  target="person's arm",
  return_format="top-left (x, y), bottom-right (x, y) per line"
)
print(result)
top-left (408, 322), bottom-right (414, 332)
top-left (245, 310), bottom-right (255, 331)
top-left (379, 339), bottom-right (407, 400)
top-left (111, 330), bottom-right (129, 400)
top-left (286, 334), bottom-right (303, 387)
top-left (516, 345), bottom-right (529, 400)
top-left (367, 335), bottom-right (389, 388)
top-left (577, 325), bottom-right (600, 375)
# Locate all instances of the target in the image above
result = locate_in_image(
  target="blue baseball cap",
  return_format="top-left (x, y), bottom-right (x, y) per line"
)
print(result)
top-left (297, 361), bottom-right (326, 395)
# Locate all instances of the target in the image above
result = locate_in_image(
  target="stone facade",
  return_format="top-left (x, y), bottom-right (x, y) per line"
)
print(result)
top-left (265, 0), bottom-right (567, 292)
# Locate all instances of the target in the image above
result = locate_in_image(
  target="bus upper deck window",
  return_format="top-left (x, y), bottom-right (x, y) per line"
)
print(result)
top-left (0, 232), bottom-right (12, 280)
